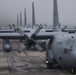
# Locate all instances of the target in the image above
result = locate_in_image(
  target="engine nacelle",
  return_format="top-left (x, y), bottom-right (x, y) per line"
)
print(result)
top-left (3, 43), bottom-right (12, 52)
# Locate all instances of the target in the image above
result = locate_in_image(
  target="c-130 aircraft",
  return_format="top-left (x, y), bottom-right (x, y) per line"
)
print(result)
top-left (15, 0), bottom-right (76, 74)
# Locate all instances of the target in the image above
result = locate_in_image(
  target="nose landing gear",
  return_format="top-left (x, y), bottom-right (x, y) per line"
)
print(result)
top-left (70, 68), bottom-right (76, 74)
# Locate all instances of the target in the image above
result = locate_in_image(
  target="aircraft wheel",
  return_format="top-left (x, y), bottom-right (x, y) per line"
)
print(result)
top-left (71, 68), bottom-right (76, 74)
top-left (46, 62), bottom-right (53, 69)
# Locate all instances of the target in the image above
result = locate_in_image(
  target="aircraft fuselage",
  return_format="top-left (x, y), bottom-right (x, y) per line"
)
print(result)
top-left (51, 33), bottom-right (76, 67)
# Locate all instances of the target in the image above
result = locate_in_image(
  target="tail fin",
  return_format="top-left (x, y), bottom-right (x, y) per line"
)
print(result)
top-left (53, 0), bottom-right (61, 32)
top-left (20, 11), bottom-right (22, 26)
top-left (24, 8), bottom-right (27, 27)
top-left (17, 14), bottom-right (19, 26)
top-left (32, 2), bottom-right (35, 29)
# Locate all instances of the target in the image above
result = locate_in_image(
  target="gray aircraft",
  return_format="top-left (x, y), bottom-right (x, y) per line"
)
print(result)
top-left (0, 1), bottom-right (53, 52)
top-left (15, 0), bottom-right (76, 74)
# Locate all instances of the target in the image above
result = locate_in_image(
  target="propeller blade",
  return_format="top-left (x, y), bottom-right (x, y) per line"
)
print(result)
top-left (14, 27), bottom-right (29, 40)
top-left (35, 44), bottom-right (43, 51)
top-left (32, 40), bottom-right (43, 51)
top-left (16, 28), bottom-right (25, 36)
top-left (31, 25), bottom-right (43, 38)
top-left (62, 25), bottom-right (67, 31)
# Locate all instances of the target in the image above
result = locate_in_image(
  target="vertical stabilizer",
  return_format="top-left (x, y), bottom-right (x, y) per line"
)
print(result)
top-left (53, 0), bottom-right (60, 32)
top-left (32, 2), bottom-right (35, 28)
top-left (20, 11), bottom-right (22, 26)
top-left (17, 14), bottom-right (19, 26)
top-left (24, 8), bottom-right (27, 27)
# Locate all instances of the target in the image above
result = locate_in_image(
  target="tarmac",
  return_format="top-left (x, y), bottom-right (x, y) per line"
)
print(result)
top-left (0, 40), bottom-right (72, 75)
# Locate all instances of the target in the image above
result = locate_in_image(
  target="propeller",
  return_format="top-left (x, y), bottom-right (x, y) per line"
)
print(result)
top-left (15, 25), bottom-right (43, 52)
top-left (61, 25), bottom-right (67, 31)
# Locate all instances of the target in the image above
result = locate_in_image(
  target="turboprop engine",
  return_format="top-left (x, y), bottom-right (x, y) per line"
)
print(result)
top-left (15, 25), bottom-right (43, 52)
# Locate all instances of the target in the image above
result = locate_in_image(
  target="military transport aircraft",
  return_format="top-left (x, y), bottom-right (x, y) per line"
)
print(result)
top-left (14, 0), bottom-right (76, 74)
top-left (0, 1), bottom-right (57, 52)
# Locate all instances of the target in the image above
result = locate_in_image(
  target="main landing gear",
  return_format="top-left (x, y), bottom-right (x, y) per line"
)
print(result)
top-left (46, 60), bottom-right (53, 69)
top-left (69, 68), bottom-right (76, 74)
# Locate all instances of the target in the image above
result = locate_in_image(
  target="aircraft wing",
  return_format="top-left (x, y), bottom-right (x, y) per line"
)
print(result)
top-left (0, 33), bottom-right (25, 39)
top-left (34, 32), bottom-right (60, 40)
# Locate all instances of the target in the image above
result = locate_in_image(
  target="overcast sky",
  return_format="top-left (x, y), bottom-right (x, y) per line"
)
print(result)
top-left (0, 0), bottom-right (76, 27)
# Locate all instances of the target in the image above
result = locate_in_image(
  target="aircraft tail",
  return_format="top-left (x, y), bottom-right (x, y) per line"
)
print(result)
top-left (20, 11), bottom-right (22, 26)
top-left (17, 14), bottom-right (19, 26)
top-left (32, 2), bottom-right (35, 29)
top-left (24, 8), bottom-right (27, 27)
top-left (53, 0), bottom-right (61, 32)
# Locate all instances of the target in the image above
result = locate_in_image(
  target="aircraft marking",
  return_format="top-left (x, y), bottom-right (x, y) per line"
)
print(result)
top-left (56, 42), bottom-right (63, 45)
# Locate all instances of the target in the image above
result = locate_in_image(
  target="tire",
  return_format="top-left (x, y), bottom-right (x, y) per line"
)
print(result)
top-left (47, 62), bottom-right (53, 69)
top-left (71, 68), bottom-right (75, 74)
